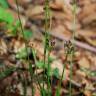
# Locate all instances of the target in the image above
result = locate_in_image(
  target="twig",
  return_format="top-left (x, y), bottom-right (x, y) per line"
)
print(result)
top-left (30, 22), bottom-right (96, 53)
top-left (40, 28), bottom-right (96, 53)
top-left (67, 77), bottom-right (81, 88)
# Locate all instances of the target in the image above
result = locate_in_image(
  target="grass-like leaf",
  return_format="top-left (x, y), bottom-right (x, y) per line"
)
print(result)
top-left (0, 67), bottom-right (16, 79)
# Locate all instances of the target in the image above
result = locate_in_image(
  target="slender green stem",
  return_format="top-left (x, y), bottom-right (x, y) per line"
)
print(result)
top-left (69, 0), bottom-right (77, 96)
top-left (43, 0), bottom-right (51, 95)
top-left (29, 61), bottom-right (34, 96)
top-left (47, 51), bottom-right (51, 96)
top-left (31, 49), bottom-right (42, 90)
top-left (56, 54), bottom-right (67, 96)
top-left (15, 0), bottom-right (34, 96)
top-left (45, 0), bottom-right (52, 95)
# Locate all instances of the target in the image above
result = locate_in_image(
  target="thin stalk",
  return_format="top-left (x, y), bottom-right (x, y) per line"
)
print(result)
top-left (29, 61), bottom-right (34, 96)
top-left (69, 0), bottom-right (77, 96)
top-left (22, 72), bottom-right (27, 96)
top-left (43, 0), bottom-right (51, 95)
top-left (31, 49), bottom-right (42, 90)
top-left (15, 0), bottom-right (34, 96)
top-left (31, 48), bottom-right (47, 96)
top-left (46, 4), bottom-right (52, 96)
top-left (45, 0), bottom-right (52, 95)
top-left (56, 54), bottom-right (68, 96)
top-left (47, 51), bottom-right (51, 96)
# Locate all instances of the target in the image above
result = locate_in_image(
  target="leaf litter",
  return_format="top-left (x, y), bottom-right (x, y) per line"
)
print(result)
top-left (0, 0), bottom-right (96, 96)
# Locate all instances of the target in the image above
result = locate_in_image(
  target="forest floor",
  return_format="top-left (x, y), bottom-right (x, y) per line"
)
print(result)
top-left (0, 0), bottom-right (96, 96)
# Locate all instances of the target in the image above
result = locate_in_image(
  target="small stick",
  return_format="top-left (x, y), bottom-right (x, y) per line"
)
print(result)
top-left (40, 28), bottom-right (96, 53)
top-left (30, 21), bottom-right (96, 53)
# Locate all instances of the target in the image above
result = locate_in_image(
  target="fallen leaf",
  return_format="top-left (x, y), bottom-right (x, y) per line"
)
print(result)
top-left (78, 57), bottom-right (90, 69)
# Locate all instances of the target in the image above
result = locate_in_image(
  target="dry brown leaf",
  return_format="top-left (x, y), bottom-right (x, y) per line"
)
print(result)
top-left (51, 59), bottom-right (69, 78)
top-left (17, 83), bottom-right (32, 96)
top-left (52, 11), bottom-right (72, 21)
top-left (85, 37), bottom-right (96, 47)
top-left (83, 79), bottom-right (94, 96)
top-left (51, 24), bottom-right (71, 39)
top-left (64, 20), bottom-right (81, 31)
top-left (76, 70), bottom-right (86, 78)
top-left (77, 30), bottom-right (96, 38)
top-left (77, 0), bottom-right (91, 7)
top-left (82, 13), bottom-right (96, 25)
top-left (78, 57), bottom-right (90, 69)
top-left (7, 0), bottom-right (24, 12)
top-left (8, 0), bottom-right (31, 7)
top-left (50, 0), bottom-right (64, 10)
top-left (0, 39), bottom-right (7, 55)
top-left (78, 3), bottom-right (96, 26)
top-left (84, 90), bottom-right (91, 96)
top-left (11, 39), bottom-right (25, 53)
top-left (26, 5), bottom-right (44, 19)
